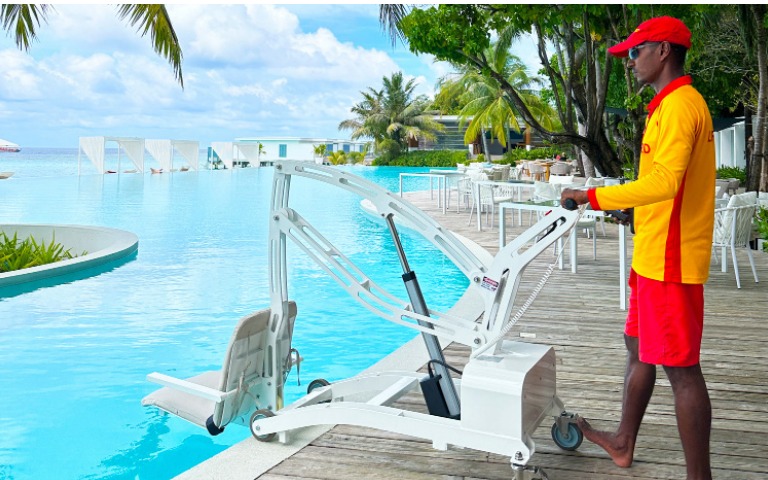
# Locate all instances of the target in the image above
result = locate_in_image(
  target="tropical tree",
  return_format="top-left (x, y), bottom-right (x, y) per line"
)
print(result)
top-left (738, 5), bottom-right (768, 191)
top-left (346, 143), bottom-right (371, 165)
top-left (256, 142), bottom-right (266, 165)
top-left (327, 151), bottom-right (347, 165)
top-left (436, 44), bottom-right (559, 158)
top-left (313, 144), bottom-right (328, 163)
top-left (339, 71), bottom-right (444, 164)
top-left (0, 4), bottom-right (184, 87)
top-left (396, 5), bottom-right (712, 177)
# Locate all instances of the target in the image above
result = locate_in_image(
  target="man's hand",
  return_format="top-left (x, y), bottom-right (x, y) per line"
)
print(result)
top-left (560, 188), bottom-right (589, 208)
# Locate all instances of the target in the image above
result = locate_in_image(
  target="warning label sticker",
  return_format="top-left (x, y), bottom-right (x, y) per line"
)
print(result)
top-left (480, 276), bottom-right (499, 292)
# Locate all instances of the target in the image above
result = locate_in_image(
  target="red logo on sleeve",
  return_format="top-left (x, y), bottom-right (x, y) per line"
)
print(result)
top-left (642, 143), bottom-right (651, 154)
top-left (708, 130), bottom-right (714, 142)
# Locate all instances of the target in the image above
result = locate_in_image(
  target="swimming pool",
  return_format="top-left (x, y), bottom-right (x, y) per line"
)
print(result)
top-left (0, 156), bottom-right (468, 479)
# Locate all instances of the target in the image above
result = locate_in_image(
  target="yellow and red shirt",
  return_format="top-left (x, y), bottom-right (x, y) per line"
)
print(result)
top-left (587, 75), bottom-right (715, 284)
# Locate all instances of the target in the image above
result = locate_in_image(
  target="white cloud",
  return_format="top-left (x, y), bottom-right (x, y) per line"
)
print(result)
top-left (2, 4), bottom-right (437, 147)
top-left (0, 50), bottom-right (43, 99)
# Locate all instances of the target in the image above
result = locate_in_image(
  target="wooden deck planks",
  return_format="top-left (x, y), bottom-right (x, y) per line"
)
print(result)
top-left (256, 190), bottom-right (768, 479)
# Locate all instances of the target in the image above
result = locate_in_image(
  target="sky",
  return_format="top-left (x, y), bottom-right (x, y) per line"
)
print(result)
top-left (0, 4), bottom-right (543, 148)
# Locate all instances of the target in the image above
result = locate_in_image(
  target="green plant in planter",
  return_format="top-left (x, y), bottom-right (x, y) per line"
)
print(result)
top-left (756, 206), bottom-right (768, 252)
top-left (0, 232), bottom-right (86, 273)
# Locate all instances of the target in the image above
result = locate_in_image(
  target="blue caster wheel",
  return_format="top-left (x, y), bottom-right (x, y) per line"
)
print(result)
top-left (551, 421), bottom-right (583, 451)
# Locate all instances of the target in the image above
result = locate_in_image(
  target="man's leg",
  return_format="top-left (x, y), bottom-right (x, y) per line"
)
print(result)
top-left (577, 334), bottom-right (656, 468)
top-left (663, 364), bottom-right (712, 480)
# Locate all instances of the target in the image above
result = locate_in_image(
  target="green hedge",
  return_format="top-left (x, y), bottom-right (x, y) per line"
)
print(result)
top-left (497, 147), bottom-right (561, 165)
top-left (374, 150), bottom-right (469, 167)
top-left (716, 166), bottom-right (746, 186)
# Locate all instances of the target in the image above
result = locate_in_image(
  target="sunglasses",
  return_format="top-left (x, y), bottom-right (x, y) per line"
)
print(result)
top-left (628, 42), bottom-right (659, 60)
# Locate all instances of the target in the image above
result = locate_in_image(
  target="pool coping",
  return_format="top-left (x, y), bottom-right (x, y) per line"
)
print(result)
top-left (174, 225), bottom-right (492, 480)
top-left (0, 224), bottom-right (139, 288)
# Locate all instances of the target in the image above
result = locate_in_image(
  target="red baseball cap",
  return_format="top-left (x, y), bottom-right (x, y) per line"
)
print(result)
top-left (608, 16), bottom-right (691, 58)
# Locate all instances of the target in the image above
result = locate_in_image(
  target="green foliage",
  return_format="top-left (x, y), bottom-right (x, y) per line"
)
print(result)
top-left (716, 166), bottom-right (746, 185)
top-left (327, 151), bottom-right (347, 166)
top-left (476, 154), bottom-right (485, 163)
top-left (313, 144), bottom-right (327, 158)
top-left (339, 71), bottom-right (444, 157)
top-left (0, 232), bottom-right (84, 273)
top-left (435, 46), bottom-right (559, 148)
top-left (372, 139), bottom-right (403, 165)
top-left (374, 150), bottom-right (468, 167)
top-left (498, 147), bottom-right (560, 165)
top-left (755, 207), bottom-right (768, 245)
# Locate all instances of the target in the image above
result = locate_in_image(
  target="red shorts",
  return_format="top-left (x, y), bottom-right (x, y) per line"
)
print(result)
top-left (625, 269), bottom-right (704, 367)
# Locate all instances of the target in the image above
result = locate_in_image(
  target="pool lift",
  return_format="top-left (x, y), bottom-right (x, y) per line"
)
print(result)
top-left (248, 161), bottom-right (585, 479)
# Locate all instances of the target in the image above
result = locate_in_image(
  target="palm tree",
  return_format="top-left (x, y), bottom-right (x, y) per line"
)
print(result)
top-left (312, 144), bottom-right (328, 164)
top-left (379, 4), bottom-right (410, 47)
top-left (436, 45), bottom-right (559, 155)
top-left (326, 151), bottom-right (347, 165)
top-left (1, 4), bottom-right (184, 88)
top-left (339, 72), bottom-right (444, 162)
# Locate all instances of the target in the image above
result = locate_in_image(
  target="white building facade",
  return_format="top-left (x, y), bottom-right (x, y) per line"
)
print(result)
top-left (233, 137), bottom-right (370, 165)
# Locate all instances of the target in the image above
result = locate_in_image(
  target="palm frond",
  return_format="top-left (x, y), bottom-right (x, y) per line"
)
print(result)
top-left (116, 4), bottom-right (184, 88)
top-left (1, 4), bottom-right (51, 51)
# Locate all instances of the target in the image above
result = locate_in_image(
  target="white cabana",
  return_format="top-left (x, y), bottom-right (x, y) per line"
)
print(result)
top-left (210, 141), bottom-right (262, 169)
top-left (234, 142), bottom-right (263, 168)
top-left (78, 136), bottom-right (145, 174)
top-left (211, 142), bottom-right (234, 169)
top-left (145, 139), bottom-right (199, 171)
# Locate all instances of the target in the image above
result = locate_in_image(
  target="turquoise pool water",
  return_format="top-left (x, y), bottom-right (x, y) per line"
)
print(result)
top-left (0, 151), bottom-right (468, 479)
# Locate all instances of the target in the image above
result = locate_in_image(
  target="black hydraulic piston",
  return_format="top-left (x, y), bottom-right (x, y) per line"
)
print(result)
top-left (384, 214), bottom-right (460, 419)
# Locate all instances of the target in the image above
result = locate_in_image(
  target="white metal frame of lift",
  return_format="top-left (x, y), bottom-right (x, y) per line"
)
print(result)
top-left (256, 161), bottom-right (584, 479)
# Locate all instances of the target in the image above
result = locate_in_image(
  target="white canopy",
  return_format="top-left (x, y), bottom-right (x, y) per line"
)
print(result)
top-left (211, 142), bottom-right (234, 169)
top-left (145, 139), bottom-right (199, 171)
top-left (211, 141), bottom-right (262, 169)
top-left (234, 143), bottom-right (262, 168)
top-left (78, 136), bottom-right (145, 174)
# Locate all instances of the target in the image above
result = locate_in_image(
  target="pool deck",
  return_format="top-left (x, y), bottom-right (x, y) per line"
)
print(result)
top-left (179, 189), bottom-right (768, 480)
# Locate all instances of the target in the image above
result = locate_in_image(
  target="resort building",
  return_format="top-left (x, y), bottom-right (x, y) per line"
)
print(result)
top-left (413, 115), bottom-right (534, 158)
top-left (208, 137), bottom-right (371, 168)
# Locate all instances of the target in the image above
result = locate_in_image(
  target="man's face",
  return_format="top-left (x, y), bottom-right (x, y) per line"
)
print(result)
top-left (627, 41), bottom-right (662, 86)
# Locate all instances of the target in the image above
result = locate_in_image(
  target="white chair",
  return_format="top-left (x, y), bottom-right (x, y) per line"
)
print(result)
top-left (528, 163), bottom-right (546, 182)
top-left (451, 176), bottom-right (474, 213)
top-left (549, 162), bottom-right (572, 176)
top-left (525, 181), bottom-right (560, 225)
top-left (469, 181), bottom-right (514, 228)
top-left (584, 177), bottom-right (604, 188)
top-left (549, 174), bottom-right (574, 186)
top-left (576, 212), bottom-right (599, 260)
top-left (142, 302), bottom-right (299, 435)
top-left (583, 177), bottom-right (607, 236)
top-left (715, 179), bottom-right (730, 199)
top-left (713, 192), bottom-right (759, 288)
top-left (498, 165), bottom-right (511, 181)
top-left (726, 178), bottom-right (740, 196)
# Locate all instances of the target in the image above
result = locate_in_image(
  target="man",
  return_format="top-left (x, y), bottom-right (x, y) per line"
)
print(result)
top-left (560, 16), bottom-right (715, 480)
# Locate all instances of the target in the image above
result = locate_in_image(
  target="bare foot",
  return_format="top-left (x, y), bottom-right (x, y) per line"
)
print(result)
top-left (577, 416), bottom-right (635, 468)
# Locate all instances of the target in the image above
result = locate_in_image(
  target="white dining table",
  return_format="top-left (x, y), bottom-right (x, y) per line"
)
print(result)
top-left (399, 172), bottom-right (457, 214)
top-left (498, 199), bottom-right (629, 310)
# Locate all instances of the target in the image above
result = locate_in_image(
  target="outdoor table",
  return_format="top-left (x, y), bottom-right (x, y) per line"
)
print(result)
top-left (399, 172), bottom-right (456, 214)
